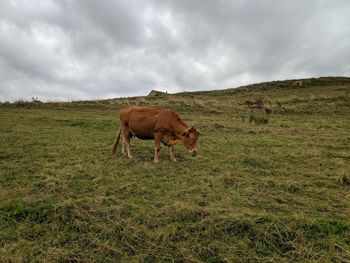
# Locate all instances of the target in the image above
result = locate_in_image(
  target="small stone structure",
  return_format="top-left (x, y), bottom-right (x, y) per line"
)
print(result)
top-left (147, 90), bottom-right (168, 97)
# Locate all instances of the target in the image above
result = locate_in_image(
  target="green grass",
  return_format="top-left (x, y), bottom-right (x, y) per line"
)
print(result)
top-left (1, 77), bottom-right (350, 262)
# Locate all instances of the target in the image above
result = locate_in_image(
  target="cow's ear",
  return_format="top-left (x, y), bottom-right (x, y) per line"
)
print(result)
top-left (191, 126), bottom-right (202, 136)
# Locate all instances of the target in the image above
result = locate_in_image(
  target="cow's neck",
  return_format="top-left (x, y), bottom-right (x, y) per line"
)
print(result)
top-left (174, 120), bottom-right (189, 137)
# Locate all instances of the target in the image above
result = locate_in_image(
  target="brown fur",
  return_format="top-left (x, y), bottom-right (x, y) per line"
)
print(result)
top-left (112, 106), bottom-right (201, 162)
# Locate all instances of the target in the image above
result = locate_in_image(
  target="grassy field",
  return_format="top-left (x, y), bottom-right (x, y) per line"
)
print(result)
top-left (1, 77), bottom-right (350, 262)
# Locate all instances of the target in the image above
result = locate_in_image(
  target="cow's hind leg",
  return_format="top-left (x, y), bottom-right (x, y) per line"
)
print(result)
top-left (121, 135), bottom-right (126, 155)
top-left (124, 127), bottom-right (133, 159)
top-left (112, 126), bottom-right (121, 154)
top-left (168, 145), bottom-right (176, 161)
top-left (154, 132), bottom-right (162, 163)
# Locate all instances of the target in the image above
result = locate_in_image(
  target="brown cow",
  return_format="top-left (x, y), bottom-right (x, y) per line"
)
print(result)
top-left (112, 106), bottom-right (201, 163)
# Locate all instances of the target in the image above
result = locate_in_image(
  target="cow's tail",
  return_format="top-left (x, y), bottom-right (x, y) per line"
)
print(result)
top-left (112, 125), bottom-right (121, 154)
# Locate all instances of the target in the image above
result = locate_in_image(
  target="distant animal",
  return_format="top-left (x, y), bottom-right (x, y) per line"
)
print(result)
top-left (245, 98), bottom-right (264, 109)
top-left (292, 80), bottom-right (303, 87)
top-left (112, 106), bottom-right (201, 163)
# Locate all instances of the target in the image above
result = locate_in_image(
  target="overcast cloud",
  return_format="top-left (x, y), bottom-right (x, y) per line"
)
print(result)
top-left (0, 0), bottom-right (349, 101)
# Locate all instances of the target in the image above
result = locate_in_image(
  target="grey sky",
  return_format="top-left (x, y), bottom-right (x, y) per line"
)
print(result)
top-left (0, 0), bottom-right (349, 102)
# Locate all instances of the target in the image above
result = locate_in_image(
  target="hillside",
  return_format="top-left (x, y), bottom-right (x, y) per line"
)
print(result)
top-left (1, 77), bottom-right (350, 262)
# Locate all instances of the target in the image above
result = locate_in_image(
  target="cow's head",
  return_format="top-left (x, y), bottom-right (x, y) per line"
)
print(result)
top-left (181, 126), bottom-right (201, 156)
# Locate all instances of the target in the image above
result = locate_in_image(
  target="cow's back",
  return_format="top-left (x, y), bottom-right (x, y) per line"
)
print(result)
top-left (119, 106), bottom-right (163, 139)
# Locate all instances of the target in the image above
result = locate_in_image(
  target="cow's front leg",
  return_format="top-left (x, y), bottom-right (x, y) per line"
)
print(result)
top-left (154, 133), bottom-right (162, 163)
top-left (168, 145), bottom-right (176, 161)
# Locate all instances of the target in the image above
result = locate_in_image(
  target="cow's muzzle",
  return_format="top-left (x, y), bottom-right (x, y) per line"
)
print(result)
top-left (189, 149), bottom-right (197, 157)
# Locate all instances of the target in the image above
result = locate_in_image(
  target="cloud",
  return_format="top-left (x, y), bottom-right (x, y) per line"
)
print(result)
top-left (0, 0), bottom-right (349, 101)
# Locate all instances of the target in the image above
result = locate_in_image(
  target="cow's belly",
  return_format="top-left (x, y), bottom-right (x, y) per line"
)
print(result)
top-left (134, 133), bottom-right (154, 140)
top-left (129, 126), bottom-right (155, 140)
top-left (128, 114), bottom-right (157, 140)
